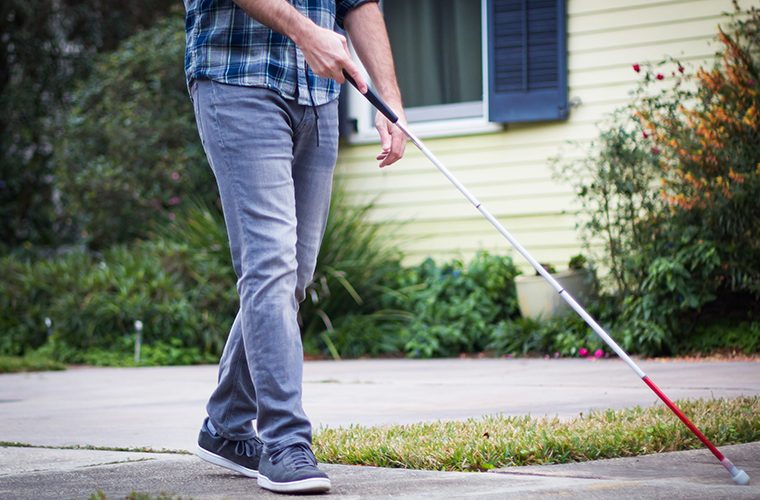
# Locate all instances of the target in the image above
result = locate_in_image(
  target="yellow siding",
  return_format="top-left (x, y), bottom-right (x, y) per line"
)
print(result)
top-left (335, 0), bottom-right (734, 271)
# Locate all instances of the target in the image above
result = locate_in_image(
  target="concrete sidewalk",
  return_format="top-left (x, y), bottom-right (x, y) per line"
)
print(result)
top-left (1, 442), bottom-right (758, 499)
top-left (0, 358), bottom-right (758, 498)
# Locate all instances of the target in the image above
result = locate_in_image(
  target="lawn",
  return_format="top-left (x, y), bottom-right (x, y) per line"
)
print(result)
top-left (314, 396), bottom-right (759, 471)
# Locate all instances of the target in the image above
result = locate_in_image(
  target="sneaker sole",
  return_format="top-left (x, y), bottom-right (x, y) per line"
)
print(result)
top-left (196, 445), bottom-right (258, 478)
top-left (257, 474), bottom-right (331, 494)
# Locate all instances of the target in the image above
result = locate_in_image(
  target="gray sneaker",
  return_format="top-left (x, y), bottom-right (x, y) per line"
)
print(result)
top-left (196, 418), bottom-right (263, 478)
top-left (257, 443), bottom-right (331, 494)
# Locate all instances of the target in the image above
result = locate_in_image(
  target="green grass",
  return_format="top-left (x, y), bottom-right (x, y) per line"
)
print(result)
top-left (314, 397), bottom-right (760, 471)
top-left (0, 355), bottom-right (66, 373)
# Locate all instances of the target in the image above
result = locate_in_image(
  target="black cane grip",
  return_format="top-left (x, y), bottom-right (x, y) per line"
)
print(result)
top-left (342, 70), bottom-right (399, 124)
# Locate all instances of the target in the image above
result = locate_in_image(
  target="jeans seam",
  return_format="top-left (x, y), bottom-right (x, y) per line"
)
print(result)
top-left (208, 81), bottom-right (253, 434)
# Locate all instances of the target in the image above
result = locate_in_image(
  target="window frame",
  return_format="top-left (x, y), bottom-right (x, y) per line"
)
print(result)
top-left (342, 0), bottom-right (501, 143)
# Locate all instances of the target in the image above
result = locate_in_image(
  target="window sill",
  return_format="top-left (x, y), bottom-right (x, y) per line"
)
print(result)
top-left (345, 116), bottom-right (504, 145)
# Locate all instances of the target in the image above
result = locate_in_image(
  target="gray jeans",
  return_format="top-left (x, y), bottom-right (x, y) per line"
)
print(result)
top-left (190, 79), bottom-right (339, 452)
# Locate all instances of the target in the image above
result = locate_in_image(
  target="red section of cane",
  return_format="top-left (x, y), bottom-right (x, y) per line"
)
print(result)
top-left (641, 376), bottom-right (724, 460)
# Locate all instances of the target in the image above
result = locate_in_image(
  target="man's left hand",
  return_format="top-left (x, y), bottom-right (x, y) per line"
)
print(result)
top-left (375, 111), bottom-right (406, 168)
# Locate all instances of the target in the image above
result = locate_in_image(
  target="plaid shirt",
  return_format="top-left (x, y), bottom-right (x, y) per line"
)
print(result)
top-left (183, 0), bottom-right (376, 106)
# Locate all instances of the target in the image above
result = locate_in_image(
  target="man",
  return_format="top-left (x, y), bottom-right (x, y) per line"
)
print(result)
top-left (182, 0), bottom-right (405, 494)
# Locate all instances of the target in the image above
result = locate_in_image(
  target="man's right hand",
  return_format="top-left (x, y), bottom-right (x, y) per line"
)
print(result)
top-left (296, 25), bottom-right (368, 94)
top-left (232, 0), bottom-right (368, 93)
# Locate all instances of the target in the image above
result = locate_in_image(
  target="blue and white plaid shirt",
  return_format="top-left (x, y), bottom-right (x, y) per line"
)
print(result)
top-left (183, 0), bottom-right (376, 106)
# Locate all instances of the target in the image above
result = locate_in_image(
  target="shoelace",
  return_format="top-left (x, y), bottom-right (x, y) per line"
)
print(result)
top-left (218, 437), bottom-right (260, 458)
top-left (271, 443), bottom-right (316, 469)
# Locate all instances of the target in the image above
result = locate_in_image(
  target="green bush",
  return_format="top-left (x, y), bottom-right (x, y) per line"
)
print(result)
top-left (156, 188), bottom-right (409, 360)
top-left (55, 15), bottom-right (213, 248)
top-left (676, 321), bottom-right (760, 355)
top-left (1, 187), bottom-right (407, 363)
top-left (386, 252), bottom-right (520, 358)
top-left (0, 238), bottom-right (234, 363)
top-left (0, 1), bottom-right (177, 249)
top-left (0, 355), bottom-right (66, 374)
top-left (297, 186), bottom-right (408, 359)
top-left (553, 5), bottom-right (760, 355)
top-left (0, 251), bottom-right (93, 356)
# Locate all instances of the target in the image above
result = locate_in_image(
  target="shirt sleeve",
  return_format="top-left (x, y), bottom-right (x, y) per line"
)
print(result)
top-left (335, 0), bottom-right (379, 30)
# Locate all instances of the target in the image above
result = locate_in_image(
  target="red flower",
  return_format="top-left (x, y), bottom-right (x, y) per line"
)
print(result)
top-left (656, 73), bottom-right (664, 80)
top-left (594, 349), bottom-right (604, 359)
top-left (642, 131), bottom-right (649, 139)
top-left (678, 65), bottom-right (685, 74)
top-left (578, 347), bottom-right (589, 357)
top-left (651, 146), bottom-right (661, 155)
top-left (633, 64), bottom-right (641, 73)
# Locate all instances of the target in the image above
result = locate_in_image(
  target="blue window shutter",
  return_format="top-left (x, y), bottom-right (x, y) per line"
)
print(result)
top-left (487, 0), bottom-right (568, 123)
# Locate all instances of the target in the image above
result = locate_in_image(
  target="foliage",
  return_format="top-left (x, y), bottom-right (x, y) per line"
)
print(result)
top-left (384, 252), bottom-right (520, 358)
top-left (77, 337), bottom-right (218, 367)
top-left (0, 1), bottom-right (177, 249)
top-left (0, 355), bottom-right (66, 374)
top-left (297, 186), bottom-right (408, 359)
top-left (0, 236), bottom-right (234, 363)
top-left (676, 320), bottom-right (760, 355)
top-left (55, 15), bottom-right (212, 248)
top-left (314, 396), bottom-right (760, 471)
top-left (634, 5), bottom-right (760, 298)
top-left (1, 190), bottom-right (407, 363)
top-left (567, 254), bottom-right (588, 271)
top-left (553, 4), bottom-right (760, 355)
top-left (488, 315), bottom-right (604, 358)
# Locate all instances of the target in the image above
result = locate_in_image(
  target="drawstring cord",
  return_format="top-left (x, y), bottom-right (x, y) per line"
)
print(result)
top-left (304, 63), bottom-right (320, 147)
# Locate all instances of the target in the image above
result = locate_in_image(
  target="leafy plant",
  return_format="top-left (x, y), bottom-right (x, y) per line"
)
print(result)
top-left (389, 252), bottom-right (520, 358)
top-left (0, 355), bottom-right (66, 374)
top-left (568, 254), bottom-right (587, 271)
top-left (553, 4), bottom-right (760, 355)
top-left (0, 1), bottom-right (177, 250)
top-left (54, 15), bottom-right (213, 248)
top-left (299, 185), bottom-right (408, 359)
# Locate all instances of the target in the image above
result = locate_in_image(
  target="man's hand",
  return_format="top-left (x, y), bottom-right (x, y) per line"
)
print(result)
top-left (298, 25), bottom-right (367, 93)
top-left (232, 0), bottom-right (368, 92)
top-left (375, 112), bottom-right (406, 168)
top-left (344, 3), bottom-right (406, 168)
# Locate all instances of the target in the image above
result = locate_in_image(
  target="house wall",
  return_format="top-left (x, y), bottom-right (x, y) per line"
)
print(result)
top-left (335, 0), bottom-right (735, 272)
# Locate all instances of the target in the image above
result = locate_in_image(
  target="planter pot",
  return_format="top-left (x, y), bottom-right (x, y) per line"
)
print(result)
top-left (515, 269), bottom-right (593, 320)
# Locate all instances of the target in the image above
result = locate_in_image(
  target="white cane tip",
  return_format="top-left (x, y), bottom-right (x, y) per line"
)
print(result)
top-left (732, 469), bottom-right (750, 486)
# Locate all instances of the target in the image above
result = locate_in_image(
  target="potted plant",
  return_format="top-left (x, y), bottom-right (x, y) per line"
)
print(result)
top-left (514, 254), bottom-right (594, 320)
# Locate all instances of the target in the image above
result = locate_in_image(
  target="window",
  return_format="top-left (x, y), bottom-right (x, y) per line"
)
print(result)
top-left (384, 0), bottom-right (483, 122)
top-left (341, 0), bottom-right (567, 141)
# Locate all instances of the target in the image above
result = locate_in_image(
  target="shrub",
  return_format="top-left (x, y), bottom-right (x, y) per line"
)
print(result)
top-left (0, 355), bottom-right (66, 374)
top-left (4, 240), bottom-right (234, 363)
top-left (54, 15), bottom-right (213, 248)
top-left (0, 1), bottom-right (177, 249)
top-left (297, 186), bottom-right (408, 358)
top-left (0, 251), bottom-right (93, 356)
top-left (635, 7), bottom-right (760, 298)
top-left (388, 252), bottom-right (520, 358)
top-left (1, 186), bottom-right (407, 363)
top-left (554, 4), bottom-right (760, 355)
